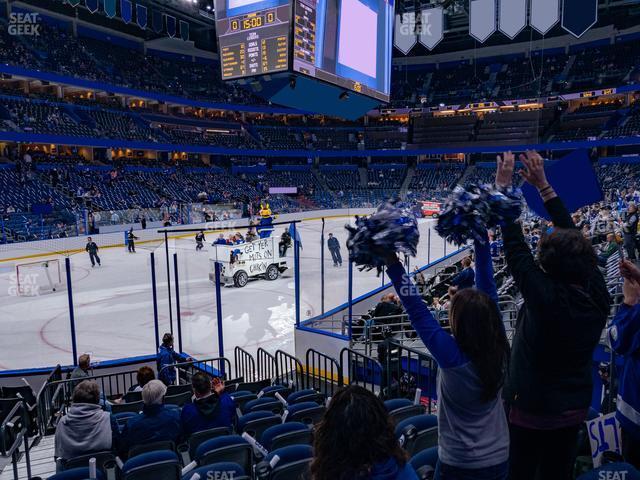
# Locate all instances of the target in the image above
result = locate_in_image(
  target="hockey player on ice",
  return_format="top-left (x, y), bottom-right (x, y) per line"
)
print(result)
top-left (195, 232), bottom-right (206, 251)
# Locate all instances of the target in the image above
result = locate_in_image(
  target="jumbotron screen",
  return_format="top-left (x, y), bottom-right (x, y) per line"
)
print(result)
top-left (293, 0), bottom-right (394, 102)
top-left (214, 0), bottom-right (290, 79)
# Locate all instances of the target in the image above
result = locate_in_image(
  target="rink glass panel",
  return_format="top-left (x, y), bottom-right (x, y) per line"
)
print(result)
top-left (72, 242), bottom-right (158, 363)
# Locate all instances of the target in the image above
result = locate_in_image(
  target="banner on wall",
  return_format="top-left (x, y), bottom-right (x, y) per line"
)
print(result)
top-left (121, 0), bottom-right (132, 23)
top-left (85, 0), bottom-right (98, 13)
top-left (180, 20), bottom-right (189, 41)
top-left (562, 0), bottom-right (598, 38)
top-left (418, 6), bottom-right (444, 50)
top-left (394, 12), bottom-right (418, 55)
top-left (136, 4), bottom-right (147, 29)
top-left (104, 0), bottom-right (116, 18)
top-left (166, 15), bottom-right (176, 37)
top-left (469, 0), bottom-right (497, 42)
top-left (152, 10), bottom-right (164, 33)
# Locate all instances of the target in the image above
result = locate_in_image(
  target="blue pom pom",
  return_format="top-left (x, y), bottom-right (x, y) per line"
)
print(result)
top-left (346, 199), bottom-right (420, 272)
top-left (436, 184), bottom-right (523, 246)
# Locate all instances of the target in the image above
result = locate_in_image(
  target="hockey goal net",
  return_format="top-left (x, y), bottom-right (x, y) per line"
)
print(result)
top-left (15, 259), bottom-right (63, 296)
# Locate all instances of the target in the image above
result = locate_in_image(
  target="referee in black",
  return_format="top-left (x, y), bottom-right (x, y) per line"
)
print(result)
top-left (85, 237), bottom-right (101, 267)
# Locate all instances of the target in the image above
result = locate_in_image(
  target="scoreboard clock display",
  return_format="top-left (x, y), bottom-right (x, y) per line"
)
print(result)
top-left (214, 0), bottom-right (290, 79)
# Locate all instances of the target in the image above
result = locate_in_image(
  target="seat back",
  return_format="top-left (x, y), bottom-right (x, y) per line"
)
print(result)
top-left (1, 385), bottom-right (36, 407)
top-left (287, 404), bottom-right (325, 426)
top-left (164, 391), bottom-right (192, 407)
top-left (122, 391), bottom-right (142, 404)
top-left (234, 379), bottom-right (271, 393)
top-left (271, 430), bottom-right (313, 451)
top-left (188, 427), bottom-right (232, 459)
top-left (111, 401), bottom-right (143, 415)
top-left (258, 445), bottom-right (313, 480)
top-left (404, 426), bottom-right (438, 456)
top-left (61, 451), bottom-right (116, 474)
top-left (238, 412), bottom-right (281, 439)
top-left (165, 384), bottom-right (192, 397)
top-left (389, 405), bottom-right (426, 425)
top-left (183, 463), bottom-right (250, 480)
top-left (196, 437), bottom-right (253, 474)
top-left (122, 450), bottom-right (181, 480)
top-left (128, 440), bottom-right (176, 460)
top-left (48, 466), bottom-right (106, 480)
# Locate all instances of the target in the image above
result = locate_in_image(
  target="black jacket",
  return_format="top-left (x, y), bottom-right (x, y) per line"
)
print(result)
top-left (85, 242), bottom-right (99, 254)
top-left (502, 196), bottom-right (610, 415)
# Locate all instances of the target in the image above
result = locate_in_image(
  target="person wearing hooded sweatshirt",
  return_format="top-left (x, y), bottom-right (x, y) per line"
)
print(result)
top-left (311, 385), bottom-right (418, 480)
top-left (120, 380), bottom-right (182, 457)
top-left (55, 381), bottom-right (118, 461)
top-left (180, 372), bottom-right (236, 436)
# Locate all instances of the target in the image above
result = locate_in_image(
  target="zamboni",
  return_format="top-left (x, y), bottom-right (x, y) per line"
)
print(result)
top-left (209, 235), bottom-right (289, 287)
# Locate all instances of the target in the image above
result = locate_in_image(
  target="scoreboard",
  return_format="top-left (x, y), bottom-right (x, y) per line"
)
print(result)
top-left (214, 0), bottom-right (290, 79)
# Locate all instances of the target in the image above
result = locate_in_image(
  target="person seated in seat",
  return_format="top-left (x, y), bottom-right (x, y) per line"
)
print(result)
top-left (180, 372), bottom-right (236, 437)
top-left (311, 385), bottom-right (418, 479)
top-left (120, 380), bottom-right (182, 456)
top-left (129, 366), bottom-right (155, 393)
top-left (54, 381), bottom-right (119, 461)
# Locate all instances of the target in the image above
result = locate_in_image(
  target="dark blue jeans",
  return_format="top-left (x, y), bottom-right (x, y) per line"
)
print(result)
top-left (434, 460), bottom-right (509, 480)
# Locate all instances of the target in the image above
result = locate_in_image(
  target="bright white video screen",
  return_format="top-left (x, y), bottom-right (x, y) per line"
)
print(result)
top-left (293, 0), bottom-right (394, 102)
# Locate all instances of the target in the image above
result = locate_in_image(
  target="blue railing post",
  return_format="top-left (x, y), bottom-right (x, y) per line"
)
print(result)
top-left (348, 257), bottom-right (353, 341)
top-left (150, 252), bottom-right (160, 353)
top-left (427, 227), bottom-right (431, 264)
top-left (65, 258), bottom-right (78, 365)
top-left (173, 253), bottom-right (183, 353)
top-left (163, 231), bottom-right (174, 335)
top-left (320, 218), bottom-right (325, 314)
top-left (214, 262), bottom-right (225, 371)
top-left (293, 222), bottom-right (301, 326)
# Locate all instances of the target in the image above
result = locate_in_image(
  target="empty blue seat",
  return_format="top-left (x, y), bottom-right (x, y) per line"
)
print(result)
top-left (244, 397), bottom-right (283, 415)
top-left (122, 450), bottom-right (180, 480)
top-left (260, 422), bottom-right (312, 451)
top-left (259, 385), bottom-right (290, 399)
top-left (194, 435), bottom-right (253, 474)
top-left (285, 401), bottom-right (325, 425)
top-left (410, 447), bottom-right (439, 479)
top-left (286, 389), bottom-right (324, 405)
top-left (257, 445), bottom-right (313, 480)
top-left (237, 411), bottom-right (281, 438)
top-left (395, 415), bottom-right (438, 456)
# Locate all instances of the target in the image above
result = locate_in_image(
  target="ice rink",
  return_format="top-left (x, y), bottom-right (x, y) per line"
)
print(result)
top-left (0, 215), bottom-right (451, 371)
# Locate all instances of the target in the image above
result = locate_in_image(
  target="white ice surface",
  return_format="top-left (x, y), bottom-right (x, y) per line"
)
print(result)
top-left (0, 217), bottom-right (450, 370)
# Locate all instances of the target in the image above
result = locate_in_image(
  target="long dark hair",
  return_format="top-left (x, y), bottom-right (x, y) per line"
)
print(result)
top-left (311, 385), bottom-right (407, 480)
top-left (449, 288), bottom-right (510, 402)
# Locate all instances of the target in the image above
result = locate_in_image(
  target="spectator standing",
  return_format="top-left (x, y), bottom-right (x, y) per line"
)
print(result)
top-left (496, 151), bottom-right (610, 480)
top-left (623, 203), bottom-right (639, 260)
top-left (607, 260), bottom-right (640, 469)
top-left (311, 385), bottom-right (418, 480)
top-left (55, 381), bottom-right (118, 461)
top-left (70, 354), bottom-right (91, 383)
top-left (327, 233), bottom-right (342, 267)
top-left (384, 226), bottom-right (510, 479)
top-left (450, 257), bottom-right (475, 290)
top-left (157, 333), bottom-right (181, 386)
top-left (85, 237), bottom-right (101, 268)
top-left (181, 372), bottom-right (236, 436)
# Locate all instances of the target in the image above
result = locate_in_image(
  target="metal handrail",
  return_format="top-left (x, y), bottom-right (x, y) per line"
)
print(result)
top-left (158, 357), bottom-right (232, 384)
